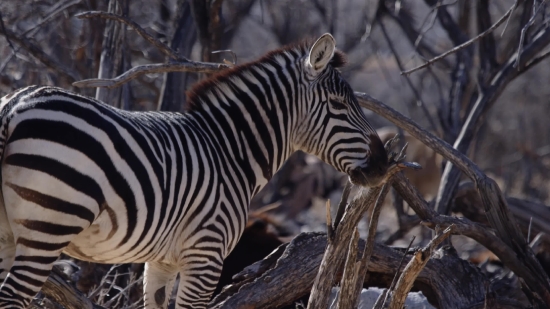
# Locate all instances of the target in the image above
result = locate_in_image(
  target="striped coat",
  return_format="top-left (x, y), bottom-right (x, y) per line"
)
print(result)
top-left (0, 34), bottom-right (388, 309)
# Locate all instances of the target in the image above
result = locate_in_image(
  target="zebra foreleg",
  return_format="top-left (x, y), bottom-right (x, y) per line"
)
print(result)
top-left (143, 262), bottom-right (178, 309)
top-left (0, 242), bottom-right (15, 287)
top-left (175, 258), bottom-right (223, 309)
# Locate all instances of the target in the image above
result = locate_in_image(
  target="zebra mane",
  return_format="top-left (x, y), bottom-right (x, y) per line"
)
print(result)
top-left (185, 40), bottom-right (347, 112)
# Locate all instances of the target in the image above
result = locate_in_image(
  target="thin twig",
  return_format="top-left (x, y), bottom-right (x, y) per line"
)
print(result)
top-left (377, 16), bottom-right (439, 133)
top-left (387, 225), bottom-right (454, 309)
top-left (72, 62), bottom-right (229, 88)
top-left (377, 236), bottom-right (416, 309)
top-left (0, 11), bottom-right (16, 54)
top-left (76, 11), bottom-right (185, 61)
top-left (326, 200), bottom-right (334, 242)
top-left (0, 26), bottom-right (80, 81)
top-left (22, 0), bottom-right (83, 38)
top-left (333, 181), bottom-right (353, 231)
top-left (402, 1), bottom-right (518, 75)
top-left (516, 0), bottom-right (548, 69)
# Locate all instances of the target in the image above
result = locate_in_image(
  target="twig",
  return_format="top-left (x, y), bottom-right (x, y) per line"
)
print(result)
top-left (75, 11), bottom-right (185, 61)
top-left (0, 26), bottom-right (80, 81)
top-left (401, 1), bottom-right (518, 75)
top-left (326, 200), bottom-right (334, 241)
top-left (376, 236), bottom-right (416, 309)
top-left (387, 225), bottom-right (454, 309)
top-left (22, 0), bottom-right (83, 38)
top-left (211, 50), bottom-right (237, 65)
top-left (515, 0), bottom-right (548, 70)
top-left (377, 15), bottom-right (439, 134)
top-left (333, 181), bottom-right (353, 231)
top-left (0, 11), bottom-right (16, 54)
top-left (72, 62), bottom-right (229, 88)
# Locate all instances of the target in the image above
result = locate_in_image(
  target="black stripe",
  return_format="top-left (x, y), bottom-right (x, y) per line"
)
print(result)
top-left (17, 238), bottom-right (70, 251)
top-left (4, 180), bottom-right (95, 223)
top-left (15, 220), bottom-right (83, 235)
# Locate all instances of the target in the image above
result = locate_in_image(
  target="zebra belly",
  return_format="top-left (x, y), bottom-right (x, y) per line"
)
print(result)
top-left (64, 211), bottom-right (142, 264)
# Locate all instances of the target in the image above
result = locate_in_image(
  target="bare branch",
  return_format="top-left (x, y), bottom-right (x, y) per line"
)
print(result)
top-left (75, 11), bottom-right (185, 61)
top-left (336, 228), bottom-right (361, 309)
top-left (42, 266), bottom-right (106, 309)
top-left (515, 0), bottom-right (548, 69)
top-left (308, 146), bottom-right (413, 309)
top-left (0, 11), bottom-right (16, 54)
top-left (72, 62), bottom-right (229, 88)
top-left (0, 26), bottom-right (80, 81)
top-left (377, 14), bottom-right (439, 134)
top-left (402, 1), bottom-right (518, 75)
top-left (22, 0), bottom-right (83, 38)
top-left (356, 92), bottom-right (550, 304)
top-left (387, 225), bottom-right (454, 309)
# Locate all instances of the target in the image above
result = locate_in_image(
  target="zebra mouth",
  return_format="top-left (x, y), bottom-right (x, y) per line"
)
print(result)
top-left (349, 166), bottom-right (386, 188)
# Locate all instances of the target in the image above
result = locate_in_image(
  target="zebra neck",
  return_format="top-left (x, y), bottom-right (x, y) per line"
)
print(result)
top-left (188, 94), bottom-right (297, 198)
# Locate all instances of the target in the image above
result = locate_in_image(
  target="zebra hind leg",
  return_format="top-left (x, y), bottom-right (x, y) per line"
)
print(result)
top-left (143, 262), bottom-right (178, 309)
top-left (0, 195), bottom-right (15, 286)
top-left (175, 258), bottom-right (223, 309)
top-left (0, 184), bottom-right (94, 308)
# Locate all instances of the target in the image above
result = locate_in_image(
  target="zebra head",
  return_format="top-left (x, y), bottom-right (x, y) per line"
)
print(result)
top-left (294, 34), bottom-right (388, 187)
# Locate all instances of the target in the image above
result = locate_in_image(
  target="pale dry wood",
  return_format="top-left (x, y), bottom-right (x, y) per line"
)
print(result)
top-left (307, 161), bottom-right (407, 309)
top-left (352, 182), bottom-right (392, 307)
top-left (336, 228), bottom-right (360, 309)
top-left (387, 225), bottom-right (454, 309)
top-left (307, 187), bottom-right (381, 309)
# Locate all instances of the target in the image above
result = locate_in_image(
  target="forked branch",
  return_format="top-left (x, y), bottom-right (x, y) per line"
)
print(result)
top-left (401, 1), bottom-right (518, 75)
top-left (72, 11), bottom-right (230, 89)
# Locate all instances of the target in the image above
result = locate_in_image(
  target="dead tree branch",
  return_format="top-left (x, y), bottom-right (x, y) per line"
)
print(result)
top-left (210, 232), bottom-right (492, 309)
top-left (73, 62), bottom-right (229, 88)
top-left (40, 266), bottom-right (106, 309)
top-left (308, 140), bottom-right (417, 309)
top-left (0, 26), bottom-right (80, 81)
top-left (401, 1), bottom-right (518, 75)
top-left (356, 92), bottom-right (550, 306)
top-left (76, 11), bottom-right (185, 61)
top-left (387, 225), bottom-right (454, 309)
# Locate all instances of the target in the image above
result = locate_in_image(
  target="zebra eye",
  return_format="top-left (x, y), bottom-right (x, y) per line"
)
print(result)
top-left (329, 99), bottom-right (347, 110)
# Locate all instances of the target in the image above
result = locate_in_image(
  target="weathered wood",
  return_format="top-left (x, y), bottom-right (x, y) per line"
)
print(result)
top-left (209, 232), bottom-right (492, 309)
top-left (336, 228), bottom-right (360, 309)
top-left (353, 182), bottom-right (392, 306)
top-left (94, 0), bottom-right (127, 104)
top-left (356, 92), bottom-right (550, 306)
top-left (307, 187), bottom-right (381, 309)
top-left (387, 225), bottom-right (453, 309)
top-left (40, 266), bottom-right (106, 309)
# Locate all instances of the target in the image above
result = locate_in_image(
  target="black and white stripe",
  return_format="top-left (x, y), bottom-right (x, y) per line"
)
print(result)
top-left (0, 33), bottom-right (387, 309)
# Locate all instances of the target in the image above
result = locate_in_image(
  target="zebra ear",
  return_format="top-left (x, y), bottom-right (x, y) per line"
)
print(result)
top-left (307, 33), bottom-right (336, 75)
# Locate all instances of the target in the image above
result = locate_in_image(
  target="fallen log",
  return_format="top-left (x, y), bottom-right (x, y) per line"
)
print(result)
top-left (210, 232), bottom-right (523, 309)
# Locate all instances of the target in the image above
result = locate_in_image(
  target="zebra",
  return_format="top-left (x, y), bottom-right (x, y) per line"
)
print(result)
top-left (0, 33), bottom-right (388, 309)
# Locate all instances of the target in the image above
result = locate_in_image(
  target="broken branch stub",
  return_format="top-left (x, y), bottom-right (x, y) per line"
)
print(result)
top-left (307, 140), bottom-right (420, 309)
